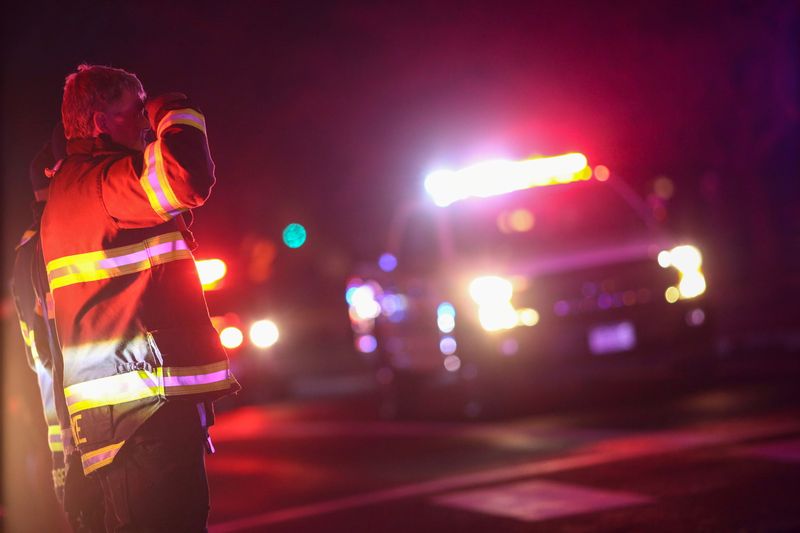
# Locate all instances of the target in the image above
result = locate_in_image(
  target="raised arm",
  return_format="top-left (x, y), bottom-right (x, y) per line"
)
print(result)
top-left (101, 94), bottom-right (216, 228)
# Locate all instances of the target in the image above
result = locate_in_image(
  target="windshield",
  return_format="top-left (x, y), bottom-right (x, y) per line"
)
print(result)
top-left (444, 179), bottom-right (653, 261)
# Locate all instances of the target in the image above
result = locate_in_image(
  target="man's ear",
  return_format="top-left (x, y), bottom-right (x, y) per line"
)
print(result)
top-left (92, 111), bottom-right (109, 136)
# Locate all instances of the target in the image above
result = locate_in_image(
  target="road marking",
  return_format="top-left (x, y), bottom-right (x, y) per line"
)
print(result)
top-left (433, 480), bottom-right (652, 522)
top-left (209, 414), bottom-right (800, 532)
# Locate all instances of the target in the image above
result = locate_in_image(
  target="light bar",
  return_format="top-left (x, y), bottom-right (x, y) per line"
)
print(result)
top-left (425, 152), bottom-right (590, 207)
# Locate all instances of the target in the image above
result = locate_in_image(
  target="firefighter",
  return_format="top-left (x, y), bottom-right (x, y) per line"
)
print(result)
top-left (12, 124), bottom-right (106, 531)
top-left (41, 64), bottom-right (240, 531)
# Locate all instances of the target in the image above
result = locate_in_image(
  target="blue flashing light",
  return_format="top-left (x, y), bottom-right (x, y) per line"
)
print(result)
top-left (282, 223), bottom-right (307, 249)
top-left (437, 302), bottom-right (456, 317)
top-left (378, 253), bottom-right (398, 272)
top-left (345, 286), bottom-right (359, 305)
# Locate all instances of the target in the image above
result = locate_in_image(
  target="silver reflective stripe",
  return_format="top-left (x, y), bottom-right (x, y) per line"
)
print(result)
top-left (65, 369), bottom-right (163, 416)
top-left (64, 361), bottom-right (234, 415)
top-left (46, 232), bottom-right (192, 290)
top-left (157, 108), bottom-right (207, 137)
top-left (48, 425), bottom-right (63, 453)
top-left (81, 441), bottom-right (125, 475)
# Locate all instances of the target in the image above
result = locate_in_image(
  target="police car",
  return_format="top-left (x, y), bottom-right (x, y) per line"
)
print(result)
top-left (345, 153), bottom-right (713, 412)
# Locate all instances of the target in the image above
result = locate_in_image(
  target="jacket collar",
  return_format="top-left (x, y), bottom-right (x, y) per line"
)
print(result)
top-left (66, 135), bottom-right (139, 157)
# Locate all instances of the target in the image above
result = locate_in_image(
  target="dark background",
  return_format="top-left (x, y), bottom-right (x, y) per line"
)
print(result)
top-left (2, 0), bottom-right (798, 525)
top-left (4, 1), bottom-right (799, 298)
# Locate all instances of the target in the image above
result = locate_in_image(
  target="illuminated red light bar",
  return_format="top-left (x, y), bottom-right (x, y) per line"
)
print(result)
top-left (424, 152), bottom-right (591, 207)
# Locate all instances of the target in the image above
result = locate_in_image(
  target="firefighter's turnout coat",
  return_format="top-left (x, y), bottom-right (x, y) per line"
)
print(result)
top-left (41, 101), bottom-right (239, 475)
top-left (12, 215), bottom-right (68, 496)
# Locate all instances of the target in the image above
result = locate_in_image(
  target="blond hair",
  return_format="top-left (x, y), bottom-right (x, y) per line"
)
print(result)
top-left (61, 64), bottom-right (146, 139)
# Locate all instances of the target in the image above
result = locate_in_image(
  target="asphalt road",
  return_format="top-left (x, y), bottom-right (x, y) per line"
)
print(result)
top-left (205, 358), bottom-right (800, 532)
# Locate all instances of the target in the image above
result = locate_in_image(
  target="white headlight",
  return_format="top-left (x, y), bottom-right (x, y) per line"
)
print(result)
top-left (669, 245), bottom-right (702, 271)
top-left (660, 245), bottom-right (706, 301)
top-left (250, 320), bottom-right (279, 349)
top-left (469, 276), bottom-right (513, 304)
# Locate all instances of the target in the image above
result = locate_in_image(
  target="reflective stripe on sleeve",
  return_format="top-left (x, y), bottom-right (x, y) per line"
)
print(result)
top-left (19, 321), bottom-right (31, 347)
top-left (140, 142), bottom-right (188, 221)
top-left (48, 425), bottom-right (63, 453)
top-left (46, 232), bottom-right (192, 290)
top-left (28, 329), bottom-right (42, 366)
top-left (156, 108), bottom-right (207, 138)
top-left (140, 108), bottom-right (207, 220)
top-left (64, 360), bottom-right (234, 416)
top-left (82, 441), bottom-right (125, 475)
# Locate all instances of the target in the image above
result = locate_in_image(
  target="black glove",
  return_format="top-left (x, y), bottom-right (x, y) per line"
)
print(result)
top-left (145, 92), bottom-right (190, 132)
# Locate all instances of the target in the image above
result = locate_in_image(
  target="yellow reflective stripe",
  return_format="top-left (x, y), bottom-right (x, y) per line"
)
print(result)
top-left (48, 426), bottom-right (63, 453)
top-left (50, 268), bottom-right (114, 290)
top-left (163, 360), bottom-right (229, 376)
top-left (46, 232), bottom-right (191, 290)
top-left (49, 250), bottom-right (191, 290)
top-left (64, 361), bottom-right (233, 415)
top-left (154, 140), bottom-right (184, 213)
top-left (29, 330), bottom-right (41, 365)
top-left (65, 368), bottom-right (165, 416)
top-left (164, 380), bottom-right (234, 397)
top-left (19, 321), bottom-right (31, 347)
top-left (142, 108), bottom-right (207, 219)
top-left (157, 108), bottom-right (206, 137)
top-left (139, 144), bottom-right (170, 220)
top-left (47, 232), bottom-right (185, 272)
top-left (82, 441), bottom-right (125, 475)
top-left (139, 140), bottom-right (188, 220)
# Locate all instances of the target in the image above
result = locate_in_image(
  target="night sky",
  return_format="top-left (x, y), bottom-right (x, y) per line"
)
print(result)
top-left (3, 0), bottom-right (798, 320)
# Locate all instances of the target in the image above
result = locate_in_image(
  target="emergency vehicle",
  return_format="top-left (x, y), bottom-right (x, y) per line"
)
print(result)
top-left (345, 153), bottom-right (714, 413)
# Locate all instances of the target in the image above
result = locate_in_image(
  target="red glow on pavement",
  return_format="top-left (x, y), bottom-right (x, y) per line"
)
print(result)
top-left (208, 406), bottom-right (276, 441)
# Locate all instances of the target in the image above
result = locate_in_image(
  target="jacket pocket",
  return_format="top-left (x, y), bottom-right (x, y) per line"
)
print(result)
top-left (145, 324), bottom-right (226, 368)
top-left (145, 331), bottom-right (165, 367)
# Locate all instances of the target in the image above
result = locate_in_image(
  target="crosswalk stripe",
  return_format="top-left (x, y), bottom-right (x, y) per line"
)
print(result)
top-left (433, 480), bottom-right (652, 522)
top-left (209, 414), bottom-right (800, 532)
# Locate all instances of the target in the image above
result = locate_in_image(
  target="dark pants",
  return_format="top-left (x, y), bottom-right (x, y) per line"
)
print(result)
top-left (95, 401), bottom-right (210, 532)
top-left (64, 450), bottom-right (106, 533)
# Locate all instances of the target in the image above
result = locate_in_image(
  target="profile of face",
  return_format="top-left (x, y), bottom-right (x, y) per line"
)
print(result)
top-left (94, 89), bottom-right (149, 151)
